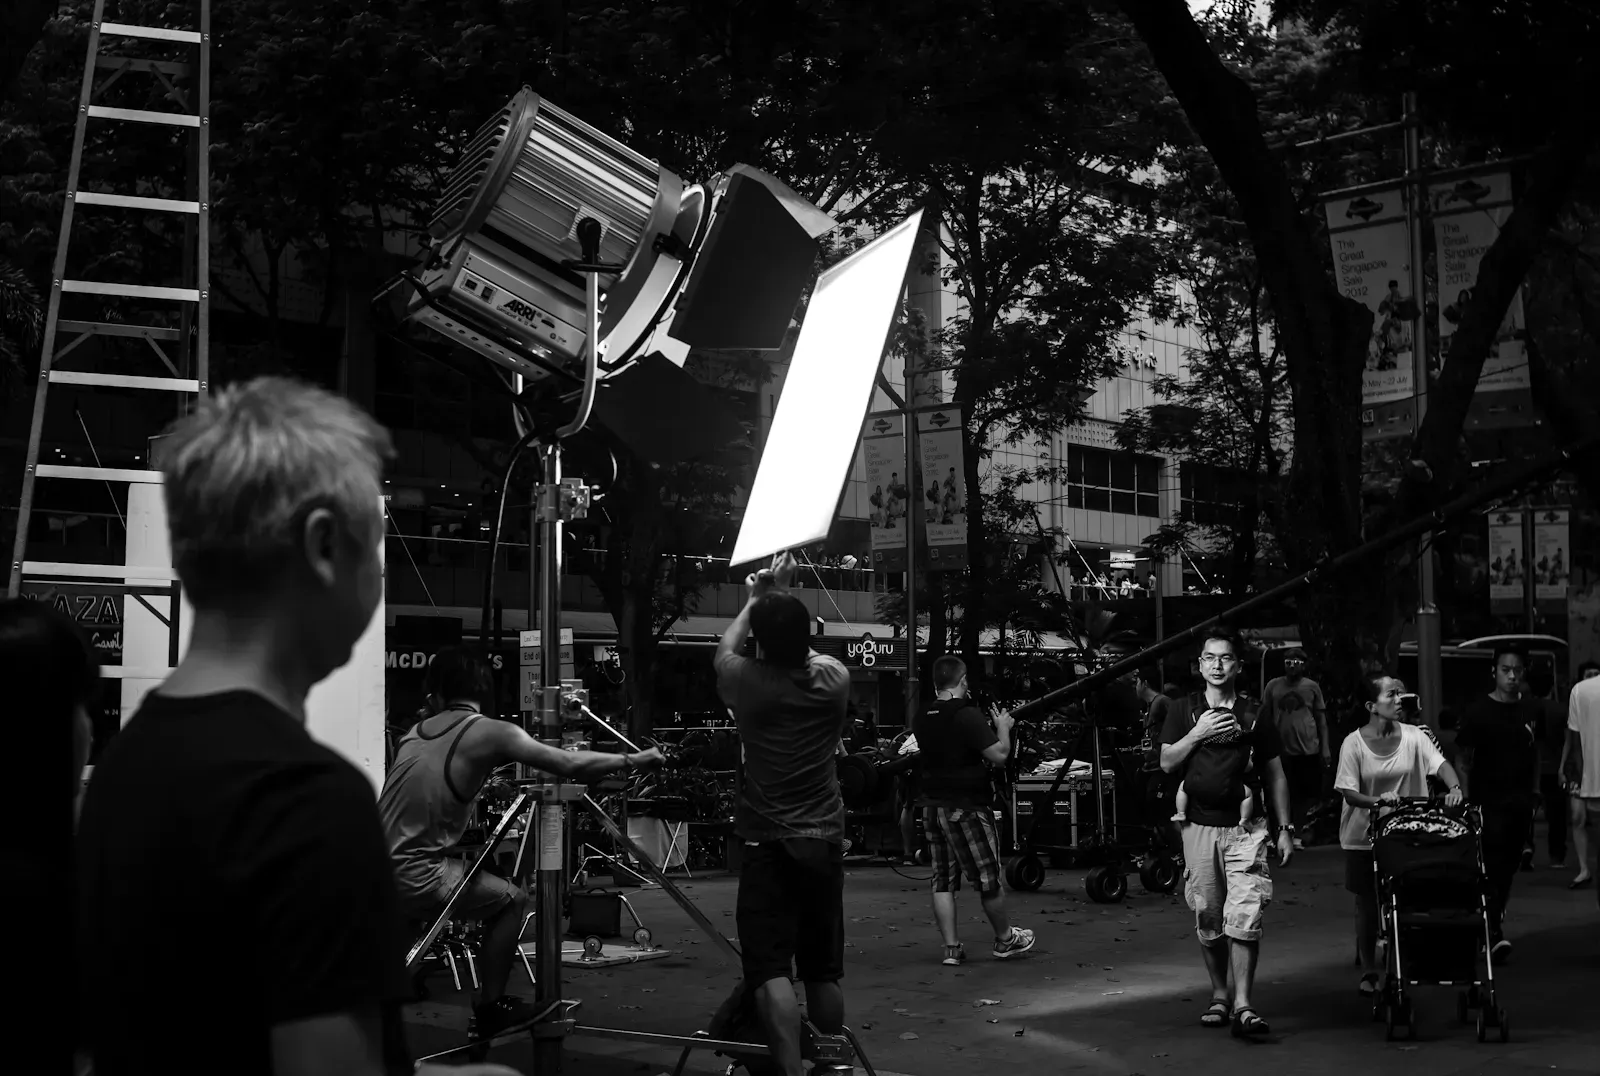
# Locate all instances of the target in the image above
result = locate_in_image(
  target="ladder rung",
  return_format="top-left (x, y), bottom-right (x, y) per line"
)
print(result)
top-left (94, 665), bottom-right (178, 681)
top-left (75, 191), bottom-right (200, 214)
top-left (49, 371), bottom-right (201, 393)
top-left (58, 319), bottom-right (182, 341)
top-left (35, 464), bottom-right (164, 483)
top-left (95, 56), bottom-right (191, 77)
top-left (22, 561), bottom-right (177, 582)
top-left (98, 22), bottom-right (203, 44)
top-left (86, 105), bottom-right (200, 129)
top-left (61, 280), bottom-right (199, 302)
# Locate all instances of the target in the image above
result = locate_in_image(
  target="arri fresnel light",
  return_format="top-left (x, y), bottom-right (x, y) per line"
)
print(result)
top-left (390, 86), bottom-right (833, 389)
top-left (379, 86), bottom-right (920, 1076)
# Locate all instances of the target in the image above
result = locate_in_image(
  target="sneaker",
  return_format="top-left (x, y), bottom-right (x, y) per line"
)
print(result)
top-left (1490, 937), bottom-right (1513, 964)
top-left (941, 943), bottom-right (966, 966)
top-left (472, 996), bottom-right (538, 1039)
top-left (992, 926), bottom-right (1036, 960)
top-left (1292, 837), bottom-right (1305, 851)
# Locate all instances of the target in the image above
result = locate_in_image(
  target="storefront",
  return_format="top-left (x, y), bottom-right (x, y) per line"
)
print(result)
top-left (809, 631), bottom-right (911, 731)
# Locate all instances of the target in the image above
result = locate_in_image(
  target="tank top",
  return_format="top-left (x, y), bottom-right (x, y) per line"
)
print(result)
top-left (377, 708), bottom-right (487, 896)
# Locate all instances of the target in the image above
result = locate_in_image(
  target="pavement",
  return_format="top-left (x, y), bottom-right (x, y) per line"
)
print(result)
top-left (403, 839), bottom-right (1600, 1076)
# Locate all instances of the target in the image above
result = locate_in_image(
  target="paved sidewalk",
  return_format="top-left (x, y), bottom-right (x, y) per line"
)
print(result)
top-left (404, 844), bottom-right (1600, 1075)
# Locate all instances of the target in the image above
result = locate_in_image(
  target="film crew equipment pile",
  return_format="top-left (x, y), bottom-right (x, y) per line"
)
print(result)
top-left (377, 87), bottom-right (920, 1074)
top-left (989, 658), bottom-right (1181, 902)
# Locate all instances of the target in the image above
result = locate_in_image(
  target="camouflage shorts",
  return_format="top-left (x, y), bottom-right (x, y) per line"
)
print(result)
top-left (1180, 817), bottom-right (1274, 944)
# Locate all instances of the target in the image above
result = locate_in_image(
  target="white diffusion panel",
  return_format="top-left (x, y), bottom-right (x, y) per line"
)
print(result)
top-left (730, 211), bottom-right (924, 568)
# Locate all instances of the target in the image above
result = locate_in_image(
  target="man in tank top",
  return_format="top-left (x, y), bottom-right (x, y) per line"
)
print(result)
top-left (378, 647), bottom-right (662, 1038)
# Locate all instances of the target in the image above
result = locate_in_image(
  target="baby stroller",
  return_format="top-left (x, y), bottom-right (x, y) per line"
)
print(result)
top-left (1370, 798), bottom-right (1509, 1042)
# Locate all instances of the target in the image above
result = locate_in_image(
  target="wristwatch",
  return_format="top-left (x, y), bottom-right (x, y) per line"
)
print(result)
top-left (1276, 824), bottom-right (1297, 837)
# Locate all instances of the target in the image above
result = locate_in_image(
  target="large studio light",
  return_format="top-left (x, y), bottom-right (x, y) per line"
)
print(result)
top-left (729, 211), bottom-right (925, 568)
top-left (391, 87), bottom-right (834, 387)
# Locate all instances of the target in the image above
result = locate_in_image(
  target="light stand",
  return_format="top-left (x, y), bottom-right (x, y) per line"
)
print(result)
top-left (526, 217), bottom-right (610, 1075)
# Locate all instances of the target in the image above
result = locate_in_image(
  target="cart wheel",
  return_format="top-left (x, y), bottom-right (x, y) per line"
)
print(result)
top-left (582, 934), bottom-right (604, 959)
top-left (633, 926), bottom-right (653, 949)
top-left (1004, 853), bottom-right (1046, 892)
top-left (1476, 1010), bottom-right (1488, 1043)
top-left (1384, 1003), bottom-right (1398, 1042)
top-left (1083, 866), bottom-right (1104, 902)
top-left (1496, 1008), bottom-right (1510, 1043)
top-left (1457, 991), bottom-right (1470, 1025)
top-left (1137, 853), bottom-right (1179, 894)
top-left (1086, 865), bottom-right (1126, 903)
top-left (1402, 998), bottom-right (1417, 1040)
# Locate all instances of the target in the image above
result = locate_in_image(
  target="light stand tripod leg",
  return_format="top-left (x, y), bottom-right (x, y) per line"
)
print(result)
top-left (407, 792), bottom-right (533, 970)
top-left (581, 794), bottom-right (743, 965)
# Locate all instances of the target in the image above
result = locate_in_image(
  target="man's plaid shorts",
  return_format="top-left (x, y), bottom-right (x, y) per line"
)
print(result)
top-left (922, 805), bottom-right (1003, 893)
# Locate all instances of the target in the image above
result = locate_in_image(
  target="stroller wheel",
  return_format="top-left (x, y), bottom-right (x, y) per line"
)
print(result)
top-left (1497, 1009), bottom-right (1511, 1043)
top-left (1457, 991), bottom-right (1470, 1025)
top-left (1476, 1010), bottom-right (1488, 1043)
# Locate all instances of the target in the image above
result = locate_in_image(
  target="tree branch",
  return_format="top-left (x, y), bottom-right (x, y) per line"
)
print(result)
top-left (1403, 68), bottom-right (1600, 506)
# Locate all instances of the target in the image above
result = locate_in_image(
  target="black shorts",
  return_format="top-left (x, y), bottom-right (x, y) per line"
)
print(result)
top-left (735, 837), bottom-right (845, 986)
top-left (1344, 850), bottom-right (1376, 897)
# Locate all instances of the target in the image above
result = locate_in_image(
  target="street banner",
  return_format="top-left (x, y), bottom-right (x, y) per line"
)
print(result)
top-left (1532, 507), bottom-right (1570, 606)
top-left (862, 412), bottom-right (908, 572)
top-left (1487, 509), bottom-right (1525, 613)
top-left (1430, 171), bottom-right (1534, 427)
top-left (917, 406), bottom-right (969, 570)
top-left (1323, 186), bottom-right (1416, 438)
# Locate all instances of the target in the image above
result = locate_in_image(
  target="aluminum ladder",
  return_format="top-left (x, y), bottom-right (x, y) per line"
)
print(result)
top-left (5, 0), bottom-right (211, 684)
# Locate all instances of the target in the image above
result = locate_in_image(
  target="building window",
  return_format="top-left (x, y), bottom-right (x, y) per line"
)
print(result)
top-left (1065, 446), bottom-right (1161, 517)
top-left (1180, 462), bottom-right (1248, 527)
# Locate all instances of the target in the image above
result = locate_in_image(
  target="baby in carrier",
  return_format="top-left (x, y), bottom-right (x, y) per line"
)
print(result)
top-left (1172, 744), bottom-right (1255, 826)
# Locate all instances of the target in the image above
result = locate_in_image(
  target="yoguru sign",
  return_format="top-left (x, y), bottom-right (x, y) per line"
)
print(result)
top-left (846, 633), bottom-right (891, 667)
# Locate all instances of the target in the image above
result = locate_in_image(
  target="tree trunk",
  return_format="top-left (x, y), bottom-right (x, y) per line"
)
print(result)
top-left (617, 582), bottom-right (658, 741)
top-left (1119, 0), bottom-right (1382, 678)
top-left (1401, 79), bottom-right (1600, 510)
top-left (956, 418), bottom-right (987, 673)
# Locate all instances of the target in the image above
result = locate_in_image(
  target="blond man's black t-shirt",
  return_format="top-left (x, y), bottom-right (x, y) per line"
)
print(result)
top-left (75, 691), bottom-right (413, 1075)
top-left (913, 698), bottom-right (999, 809)
top-left (1159, 692), bottom-right (1280, 827)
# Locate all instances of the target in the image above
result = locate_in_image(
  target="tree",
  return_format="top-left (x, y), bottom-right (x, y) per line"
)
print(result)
top-left (1117, 132), bottom-right (1291, 596)
top-left (0, 0), bottom-right (59, 104)
top-left (565, 351), bottom-right (763, 738)
top-left (833, 0), bottom-right (1180, 673)
top-left (1115, 0), bottom-right (1600, 688)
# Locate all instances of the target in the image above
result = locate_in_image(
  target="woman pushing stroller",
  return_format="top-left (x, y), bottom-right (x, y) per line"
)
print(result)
top-left (1334, 672), bottom-right (1464, 996)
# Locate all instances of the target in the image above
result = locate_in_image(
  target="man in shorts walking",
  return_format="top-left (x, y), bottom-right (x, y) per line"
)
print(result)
top-left (913, 656), bottom-right (1035, 966)
top-left (715, 553), bottom-right (852, 1076)
top-left (1160, 626), bottom-right (1294, 1038)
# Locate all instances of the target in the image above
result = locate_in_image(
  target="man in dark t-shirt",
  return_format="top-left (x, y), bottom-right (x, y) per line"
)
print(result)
top-left (716, 553), bottom-right (851, 1076)
top-left (73, 379), bottom-right (511, 1076)
top-left (1159, 627), bottom-right (1293, 1039)
top-left (913, 656), bottom-right (1036, 967)
top-left (1455, 645), bottom-right (1541, 960)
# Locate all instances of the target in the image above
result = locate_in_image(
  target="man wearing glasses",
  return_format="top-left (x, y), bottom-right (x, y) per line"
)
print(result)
top-left (1160, 627), bottom-right (1293, 1039)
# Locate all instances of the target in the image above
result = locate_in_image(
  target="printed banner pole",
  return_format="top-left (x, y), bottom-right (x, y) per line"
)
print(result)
top-left (1322, 184), bottom-right (1416, 441)
top-left (915, 406), bottom-right (970, 570)
top-left (1429, 170), bottom-right (1535, 428)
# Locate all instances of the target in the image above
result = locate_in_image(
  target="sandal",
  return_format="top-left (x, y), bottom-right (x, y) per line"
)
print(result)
top-left (1231, 1007), bottom-right (1270, 1038)
top-left (1359, 973), bottom-right (1381, 997)
top-left (1200, 1000), bottom-right (1230, 1028)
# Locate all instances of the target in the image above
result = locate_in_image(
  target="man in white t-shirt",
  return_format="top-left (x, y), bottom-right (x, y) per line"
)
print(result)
top-left (1560, 662), bottom-right (1600, 892)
